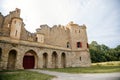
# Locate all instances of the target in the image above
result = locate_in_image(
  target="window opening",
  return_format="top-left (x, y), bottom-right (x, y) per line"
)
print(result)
top-left (67, 42), bottom-right (70, 48)
top-left (79, 56), bottom-right (81, 61)
top-left (77, 42), bottom-right (82, 48)
top-left (87, 43), bottom-right (89, 48)
top-left (15, 30), bottom-right (17, 36)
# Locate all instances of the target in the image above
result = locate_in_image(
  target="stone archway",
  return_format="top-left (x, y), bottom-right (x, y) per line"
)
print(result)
top-left (23, 50), bottom-right (37, 69)
top-left (61, 53), bottom-right (66, 68)
top-left (7, 50), bottom-right (17, 69)
top-left (43, 53), bottom-right (48, 68)
top-left (52, 51), bottom-right (58, 68)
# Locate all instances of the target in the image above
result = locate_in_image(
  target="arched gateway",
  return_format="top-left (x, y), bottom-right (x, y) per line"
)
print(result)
top-left (23, 50), bottom-right (37, 69)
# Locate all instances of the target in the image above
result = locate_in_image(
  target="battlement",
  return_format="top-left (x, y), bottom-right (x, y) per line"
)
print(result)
top-left (0, 8), bottom-right (89, 49)
top-left (5, 8), bottom-right (20, 18)
top-left (0, 9), bottom-right (91, 70)
top-left (37, 24), bottom-right (68, 34)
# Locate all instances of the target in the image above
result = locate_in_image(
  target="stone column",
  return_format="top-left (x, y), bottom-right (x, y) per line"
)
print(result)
top-left (57, 51), bottom-right (61, 68)
top-left (2, 48), bottom-right (9, 69)
top-left (47, 50), bottom-right (52, 68)
top-left (15, 50), bottom-right (24, 69)
top-left (37, 51), bottom-right (43, 68)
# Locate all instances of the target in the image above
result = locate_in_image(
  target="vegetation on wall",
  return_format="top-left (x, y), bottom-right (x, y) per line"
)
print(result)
top-left (89, 41), bottom-right (120, 63)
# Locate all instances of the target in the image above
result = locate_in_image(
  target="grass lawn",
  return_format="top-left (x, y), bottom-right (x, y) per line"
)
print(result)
top-left (0, 70), bottom-right (54, 80)
top-left (43, 61), bottom-right (120, 73)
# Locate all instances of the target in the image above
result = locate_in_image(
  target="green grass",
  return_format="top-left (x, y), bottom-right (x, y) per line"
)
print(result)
top-left (43, 61), bottom-right (120, 73)
top-left (0, 70), bottom-right (54, 80)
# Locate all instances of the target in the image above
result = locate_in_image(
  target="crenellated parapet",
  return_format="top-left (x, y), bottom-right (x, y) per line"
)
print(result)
top-left (0, 8), bottom-right (89, 49)
top-left (0, 8), bottom-right (91, 70)
top-left (0, 8), bottom-right (22, 37)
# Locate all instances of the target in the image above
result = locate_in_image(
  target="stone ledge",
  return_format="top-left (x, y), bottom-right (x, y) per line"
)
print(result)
top-left (0, 36), bottom-right (88, 52)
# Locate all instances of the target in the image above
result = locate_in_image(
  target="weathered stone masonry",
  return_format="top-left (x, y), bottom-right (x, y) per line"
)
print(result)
top-left (0, 8), bottom-right (91, 70)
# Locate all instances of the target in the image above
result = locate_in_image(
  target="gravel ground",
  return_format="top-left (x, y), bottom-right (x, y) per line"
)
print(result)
top-left (29, 69), bottom-right (120, 80)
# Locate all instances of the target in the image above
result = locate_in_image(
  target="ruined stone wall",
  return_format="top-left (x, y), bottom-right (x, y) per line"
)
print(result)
top-left (37, 25), bottom-right (70, 48)
top-left (0, 8), bottom-right (36, 41)
top-left (20, 26), bottom-right (36, 41)
top-left (0, 13), bottom-right (4, 36)
top-left (0, 13), bottom-right (4, 28)
top-left (0, 8), bottom-right (21, 37)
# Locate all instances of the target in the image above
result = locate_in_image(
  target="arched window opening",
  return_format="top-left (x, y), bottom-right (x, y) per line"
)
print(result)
top-left (7, 50), bottom-right (17, 69)
top-left (43, 53), bottom-right (48, 68)
top-left (67, 42), bottom-right (70, 48)
top-left (61, 53), bottom-right (66, 68)
top-left (52, 51), bottom-right (58, 68)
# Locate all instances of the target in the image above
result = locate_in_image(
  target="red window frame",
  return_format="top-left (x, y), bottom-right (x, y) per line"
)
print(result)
top-left (77, 42), bottom-right (82, 48)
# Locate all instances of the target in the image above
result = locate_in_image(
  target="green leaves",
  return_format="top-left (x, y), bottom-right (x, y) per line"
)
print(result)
top-left (89, 41), bottom-right (120, 63)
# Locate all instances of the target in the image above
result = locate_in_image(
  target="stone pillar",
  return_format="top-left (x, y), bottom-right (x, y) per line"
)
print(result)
top-left (37, 51), bottom-right (43, 68)
top-left (2, 48), bottom-right (9, 69)
top-left (47, 50), bottom-right (52, 68)
top-left (15, 50), bottom-right (24, 69)
top-left (57, 51), bottom-right (61, 68)
top-left (66, 52), bottom-right (72, 67)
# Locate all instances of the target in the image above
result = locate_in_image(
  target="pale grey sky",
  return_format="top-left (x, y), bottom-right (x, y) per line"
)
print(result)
top-left (0, 0), bottom-right (120, 48)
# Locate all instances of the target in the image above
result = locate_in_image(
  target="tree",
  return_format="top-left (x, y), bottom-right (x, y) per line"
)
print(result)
top-left (89, 41), bottom-right (120, 63)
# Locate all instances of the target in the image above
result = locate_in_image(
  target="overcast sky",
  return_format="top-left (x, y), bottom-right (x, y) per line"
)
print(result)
top-left (0, 0), bottom-right (120, 48)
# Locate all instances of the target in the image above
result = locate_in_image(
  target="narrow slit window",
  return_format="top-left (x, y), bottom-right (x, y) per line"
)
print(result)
top-left (79, 56), bottom-right (81, 61)
top-left (15, 30), bottom-right (17, 36)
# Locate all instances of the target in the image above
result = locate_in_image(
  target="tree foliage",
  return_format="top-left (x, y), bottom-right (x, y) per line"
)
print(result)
top-left (89, 41), bottom-right (120, 63)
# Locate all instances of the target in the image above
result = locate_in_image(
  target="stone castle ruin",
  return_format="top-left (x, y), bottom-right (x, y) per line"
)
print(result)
top-left (0, 8), bottom-right (91, 69)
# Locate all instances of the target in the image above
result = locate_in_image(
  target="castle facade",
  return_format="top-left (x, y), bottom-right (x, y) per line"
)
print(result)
top-left (0, 8), bottom-right (91, 69)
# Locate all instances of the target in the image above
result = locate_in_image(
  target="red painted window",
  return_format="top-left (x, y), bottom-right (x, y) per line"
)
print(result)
top-left (77, 42), bottom-right (82, 48)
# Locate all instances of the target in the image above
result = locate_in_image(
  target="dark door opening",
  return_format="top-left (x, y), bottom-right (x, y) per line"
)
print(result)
top-left (23, 56), bottom-right (35, 69)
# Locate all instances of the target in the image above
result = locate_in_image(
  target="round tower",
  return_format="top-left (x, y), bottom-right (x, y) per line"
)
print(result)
top-left (10, 17), bottom-right (23, 39)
